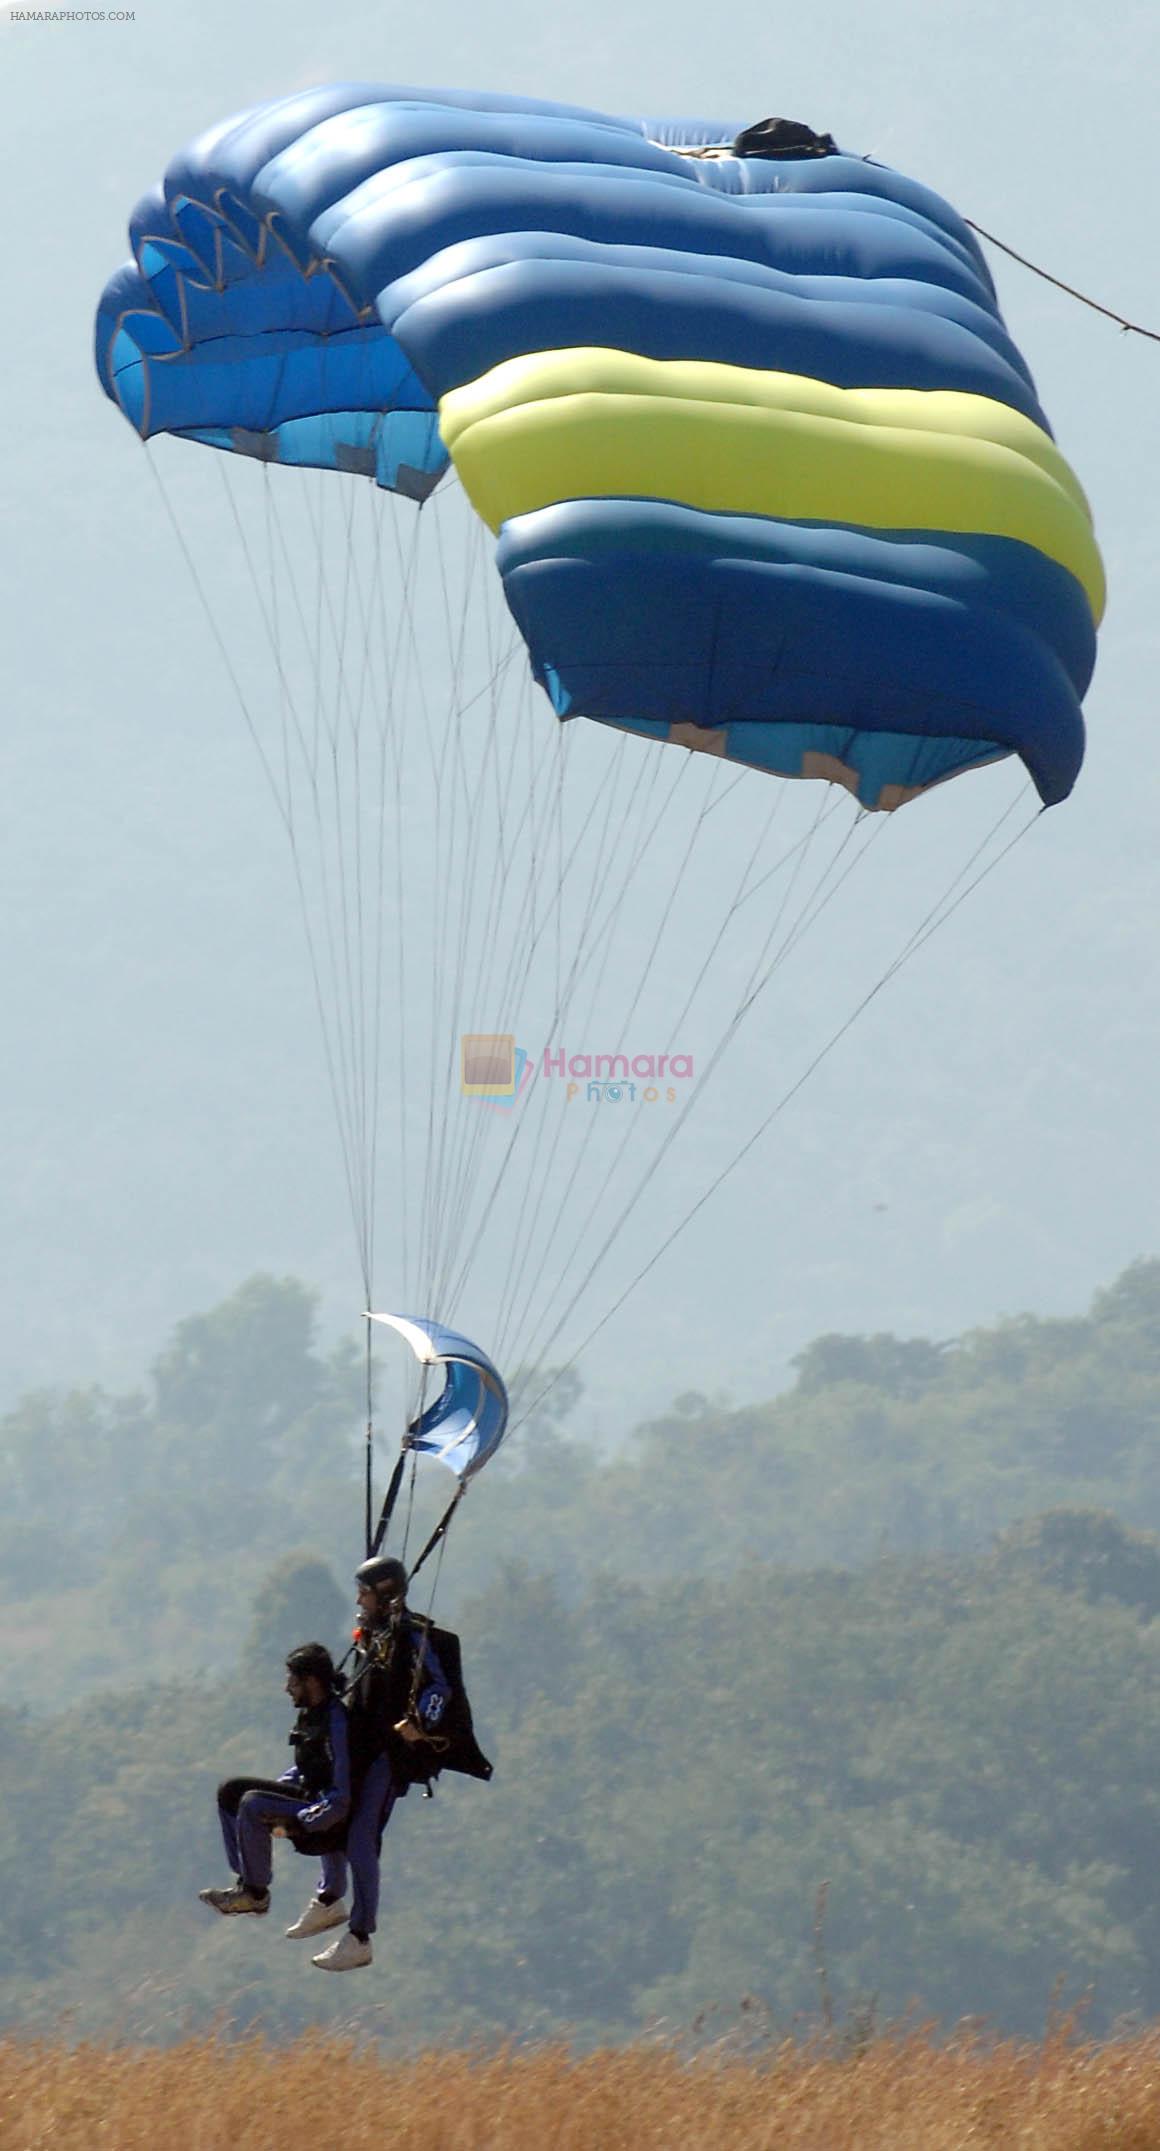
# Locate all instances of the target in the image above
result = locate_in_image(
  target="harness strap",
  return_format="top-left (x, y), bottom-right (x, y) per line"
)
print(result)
top-left (369, 1449), bottom-right (410, 1557)
top-left (407, 1485), bottom-right (464, 1586)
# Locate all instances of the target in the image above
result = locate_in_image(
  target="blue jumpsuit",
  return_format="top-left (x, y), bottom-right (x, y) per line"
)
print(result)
top-left (334, 1621), bottom-right (451, 1938)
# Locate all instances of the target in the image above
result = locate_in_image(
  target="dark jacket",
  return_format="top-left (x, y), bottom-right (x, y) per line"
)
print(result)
top-left (278, 1695), bottom-right (351, 1828)
top-left (345, 1612), bottom-right (453, 1791)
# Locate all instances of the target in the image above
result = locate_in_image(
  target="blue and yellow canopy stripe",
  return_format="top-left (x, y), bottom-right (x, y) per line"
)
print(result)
top-left (440, 350), bottom-right (1103, 620)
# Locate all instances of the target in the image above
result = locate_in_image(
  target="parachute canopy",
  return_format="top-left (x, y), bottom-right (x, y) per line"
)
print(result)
top-left (369, 1313), bottom-right (509, 1481)
top-left (95, 84), bottom-right (1102, 812)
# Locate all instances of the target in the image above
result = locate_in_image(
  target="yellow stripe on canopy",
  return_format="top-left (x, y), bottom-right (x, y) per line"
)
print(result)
top-left (440, 349), bottom-right (1105, 622)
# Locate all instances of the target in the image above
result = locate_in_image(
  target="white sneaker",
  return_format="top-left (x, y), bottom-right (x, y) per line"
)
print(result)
top-left (198, 1883), bottom-right (270, 1916)
top-left (312, 1930), bottom-right (373, 1971)
top-left (285, 1896), bottom-right (349, 1939)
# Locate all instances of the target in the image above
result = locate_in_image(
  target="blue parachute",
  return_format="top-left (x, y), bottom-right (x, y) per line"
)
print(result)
top-left (95, 84), bottom-right (1102, 811)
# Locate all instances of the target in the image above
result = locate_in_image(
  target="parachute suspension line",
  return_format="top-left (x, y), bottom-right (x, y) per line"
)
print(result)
top-left (220, 456), bottom-right (365, 1271)
top-left (437, 731), bottom-right (655, 1318)
top-left (511, 794), bottom-right (877, 1378)
top-left (333, 476), bottom-right (376, 1292)
top-left (963, 220), bottom-right (1160, 347)
top-left (390, 493), bottom-right (451, 1313)
top-left (300, 472), bottom-right (364, 1277)
top-left (425, 659), bottom-right (562, 1319)
top-left (494, 746), bottom-right (731, 1364)
top-left (513, 786), bottom-right (1040, 1428)
top-left (343, 477), bottom-right (430, 1538)
top-left (368, 1447), bottom-right (408, 1559)
top-left (478, 726), bottom-right (607, 1348)
top-left (857, 152), bottom-right (1160, 345)
top-left (538, 741), bottom-right (682, 1018)
top-left (463, 727), bottom-right (680, 1338)
top-left (145, 445), bottom-right (377, 1291)
top-left (424, 654), bottom-right (543, 1319)
top-left (554, 723), bottom-right (564, 1021)
top-left (408, 1482), bottom-right (466, 1590)
top-left (366, 1346), bottom-right (426, 1563)
top-left (380, 492), bottom-right (432, 1307)
top-left (364, 1310), bottom-right (375, 1556)
top-left (383, 481), bottom-right (524, 1325)
top-left (348, 482), bottom-right (468, 1311)
top-left (509, 783), bottom-right (878, 1377)
top-left (246, 456), bottom-right (379, 1298)
top-left (455, 753), bottom-right (853, 1352)
top-left (360, 481), bottom-right (548, 1332)
top-left (425, 715), bottom-right (627, 1318)
top-left (400, 1446), bottom-right (419, 1565)
top-left (356, 481), bottom-right (482, 1307)
top-left (354, 488), bottom-right (424, 1308)
top-left (418, 505), bottom-right (510, 1318)
top-left (416, 1506), bottom-right (454, 1645)
top-left (141, 449), bottom-right (291, 838)
top-left (266, 464), bottom-right (374, 1287)
top-left (411, 502), bottom-right (491, 1321)
top-left (699, 769), bottom-right (751, 818)
top-left (495, 760), bottom-right (805, 1367)
top-left (434, 553), bottom-right (565, 1319)
top-left (732, 798), bottom-right (880, 1021)
top-left (406, 495), bottom-right (446, 1318)
top-left (522, 794), bottom-right (881, 1371)
top-left (442, 737), bottom-right (696, 1328)
top-left (731, 790), bottom-right (846, 918)
top-left (658, 785), bottom-right (799, 1040)
top-left (337, 472), bottom-right (408, 1303)
top-left (358, 469), bottom-right (399, 1302)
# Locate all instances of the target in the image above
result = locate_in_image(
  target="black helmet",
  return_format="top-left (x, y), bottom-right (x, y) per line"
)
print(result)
top-left (355, 1554), bottom-right (409, 1600)
top-left (285, 1642), bottom-right (338, 1687)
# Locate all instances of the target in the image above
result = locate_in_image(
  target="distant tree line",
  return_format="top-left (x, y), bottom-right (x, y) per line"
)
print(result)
top-left (2, 1260), bottom-right (1159, 2044)
top-left (4, 1259), bottom-right (1160, 1701)
top-left (2, 1520), bottom-right (1160, 2045)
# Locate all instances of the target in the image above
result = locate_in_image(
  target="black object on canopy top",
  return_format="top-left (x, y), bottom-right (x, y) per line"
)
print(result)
top-left (731, 117), bottom-right (838, 158)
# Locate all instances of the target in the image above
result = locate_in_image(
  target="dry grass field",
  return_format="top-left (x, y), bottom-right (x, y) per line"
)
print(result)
top-left (4, 2029), bottom-right (1160, 2150)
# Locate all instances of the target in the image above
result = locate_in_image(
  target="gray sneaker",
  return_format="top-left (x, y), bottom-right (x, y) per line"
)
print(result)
top-left (198, 1883), bottom-right (271, 1916)
top-left (285, 1896), bottom-right (349, 1939)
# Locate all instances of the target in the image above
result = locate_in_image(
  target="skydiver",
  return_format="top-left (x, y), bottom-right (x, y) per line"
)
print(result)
top-left (308, 1553), bottom-right (451, 1973)
top-left (199, 1641), bottom-right (351, 1926)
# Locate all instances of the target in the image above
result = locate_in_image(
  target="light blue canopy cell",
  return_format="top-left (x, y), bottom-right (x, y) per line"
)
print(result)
top-left (368, 1312), bottom-right (509, 1481)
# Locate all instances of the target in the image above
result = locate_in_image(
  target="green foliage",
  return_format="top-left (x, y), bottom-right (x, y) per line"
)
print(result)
top-left (2, 1542), bottom-right (1159, 2046)
top-left (10, 1254), bottom-right (1160, 1709)
top-left (456, 1256), bottom-right (1160, 1595)
top-left (0, 1275), bottom-right (364, 1703)
top-left (241, 1555), bottom-right (349, 1683)
top-left (4, 1260), bottom-right (1160, 2044)
top-left (791, 1331), bottom-right (951, 1399)
top-left (991, 1509), bottom-right (1160, 1619)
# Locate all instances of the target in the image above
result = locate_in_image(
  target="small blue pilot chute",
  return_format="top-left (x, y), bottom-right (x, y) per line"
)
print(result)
top-left (368, 1312), bottom-right (509, 1481)
top-left (364, 1313), bottom-right (508, 1577)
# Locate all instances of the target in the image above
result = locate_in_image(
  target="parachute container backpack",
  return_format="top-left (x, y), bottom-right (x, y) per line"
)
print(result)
top-left (94, 90), bottom-right (1103, 1508)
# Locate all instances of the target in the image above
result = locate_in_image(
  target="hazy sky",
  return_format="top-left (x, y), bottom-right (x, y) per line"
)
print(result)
top-left (1, 0), bottom-right (1157, 1436)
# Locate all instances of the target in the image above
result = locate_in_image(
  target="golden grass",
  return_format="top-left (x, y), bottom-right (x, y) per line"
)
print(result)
top-left (5, 2030), bottom-right (1160, 2149)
